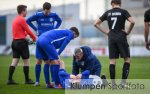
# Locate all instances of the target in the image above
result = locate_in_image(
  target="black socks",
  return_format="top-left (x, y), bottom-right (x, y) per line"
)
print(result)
top-left (23, 66), bottom-right (29, 81)
top-left (109, 64), bottom-right (116, 79)
top-left (8, 66), bottom-right (15, 80)
top-left (109, 64), bottom-right (116, 85)
top-left (122, 62), bottom-right (130, 84)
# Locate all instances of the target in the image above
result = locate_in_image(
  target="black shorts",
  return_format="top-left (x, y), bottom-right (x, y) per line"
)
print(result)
top-left (11, 39), bottom-right (29, 59)
top-left (108, 32), bottom-right (130, 59)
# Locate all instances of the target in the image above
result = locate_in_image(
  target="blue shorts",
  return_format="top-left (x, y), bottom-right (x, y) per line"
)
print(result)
top-left (36, 36), bottom-right (59, 61)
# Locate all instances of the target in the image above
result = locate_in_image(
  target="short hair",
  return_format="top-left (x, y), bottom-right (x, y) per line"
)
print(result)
top-left (70, 27), bottom-right (79, 36)
top-left (17, 5), bottom-right (27, 14)
top-left (74, 47), bottom-right (83, 55)
top-left (43, 2), bottom-right (51, 10)
top-left (111, 0), bottom-right (121, 5)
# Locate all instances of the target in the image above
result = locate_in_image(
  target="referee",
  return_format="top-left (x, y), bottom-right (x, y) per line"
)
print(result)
top-left (144, 0), bottom-right (150, 51)
top-left (94, 0), bottom-right (135, 88)
top-left (7, 5), bottom-right (36, 85)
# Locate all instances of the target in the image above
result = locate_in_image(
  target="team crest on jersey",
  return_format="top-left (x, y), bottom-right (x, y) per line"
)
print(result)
top-left (81, 61), bottom-right (85, 66)
top-left (50, 18), bottom-right (53, 22)
top-left (108, 13), bottom-right (111, 16)
top-left (40, 19), bottom-right (44, 21)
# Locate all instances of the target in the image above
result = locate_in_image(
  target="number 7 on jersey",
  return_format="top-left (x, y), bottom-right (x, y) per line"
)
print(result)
top-left (111, 17), bottom-right (117, 29)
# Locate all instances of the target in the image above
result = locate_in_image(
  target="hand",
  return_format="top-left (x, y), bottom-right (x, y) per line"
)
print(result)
top-left (106, 30), bottom-right (110, 35)
top-left (146, 41), bottom-right (150, 50)
top-left (122, 29), bottom-right (128, 35)
top-left (36, 32), bottom-right (39, 36)
top-left (29, 41), bottom-right (36, 45)
top-left (70, 74), bottom-right (77, 79)
top-left (76, 74), bottom-right (82, 79)
top-left (25, 37), bottom-right (35, 45)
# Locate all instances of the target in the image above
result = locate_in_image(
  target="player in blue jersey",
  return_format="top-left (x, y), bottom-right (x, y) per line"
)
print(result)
top-left (27, 2), bottom-right (62, 36)
top-left (36, 27), bottom-right (79, 88)
top-left (26, 2), bottom-right (62, 86)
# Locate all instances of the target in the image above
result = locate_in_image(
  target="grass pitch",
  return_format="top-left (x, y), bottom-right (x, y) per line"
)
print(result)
top-left (0, 55), bottom-right (150, 94)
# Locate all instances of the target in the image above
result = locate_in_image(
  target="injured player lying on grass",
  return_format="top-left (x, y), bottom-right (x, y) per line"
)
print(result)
top-left (58, 60), bottom-right (108, 89)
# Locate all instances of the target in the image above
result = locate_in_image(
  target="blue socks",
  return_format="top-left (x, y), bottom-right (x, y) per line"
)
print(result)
top-left (35, 64), bottom-right (41, 82)
top-left (44, 64), bottom-right (50, 84)
top-left (53, 64), bottom-right (60, 85)
top-left (50, 65), bottom-right (54, 82)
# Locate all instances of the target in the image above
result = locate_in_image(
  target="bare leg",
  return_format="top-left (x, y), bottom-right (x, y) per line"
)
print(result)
top-left (7, 58), bottom-right (20, 84)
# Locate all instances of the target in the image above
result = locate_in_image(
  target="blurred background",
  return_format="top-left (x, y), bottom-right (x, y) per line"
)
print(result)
top-left (0, 0), bottom-right (150, 57)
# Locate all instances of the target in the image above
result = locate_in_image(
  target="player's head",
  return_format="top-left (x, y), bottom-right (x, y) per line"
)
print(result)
top-left (111, 0), bottom-right (121, 7)
top-left (17, 5), bottom-right (27, 17)
top-left (74, 47), bottom-right (84, 61)
top-left (148, 0), bottom-right (150, 6)
top-left (70, 27), bottom-right (79, 38)
top-left (43, 2), bottom-right (51, 16)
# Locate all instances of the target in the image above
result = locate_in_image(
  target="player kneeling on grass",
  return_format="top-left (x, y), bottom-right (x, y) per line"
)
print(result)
top-left (72, 46), bottom-right (107, 83)
top-left (72, 46), bottom-right (102, 77)
top-left (36, 27), bottom-right (79, 88)
top-left (58, 60), bottom-right (104, 89)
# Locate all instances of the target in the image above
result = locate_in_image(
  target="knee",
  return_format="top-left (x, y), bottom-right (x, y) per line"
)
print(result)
top-left (44, 60), bottom-right (50, 64)
top-left (110, 59), bottom-right (116, 64)
top-left (36, 59), bottom-right (42, 64)
top-left (124, 58), bottom-right (130, 63)
top-left (51, 60), bottom-right (59, 65)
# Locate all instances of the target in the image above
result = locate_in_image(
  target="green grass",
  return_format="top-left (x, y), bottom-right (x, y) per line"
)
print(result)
top-left (0, 55), bottom-right (150, 94)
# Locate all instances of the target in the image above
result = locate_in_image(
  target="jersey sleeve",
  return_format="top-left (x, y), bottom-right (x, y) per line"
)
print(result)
top-left (72, 56), bottom-right (79, 75)
top-left (144, 10), bottom-right (150, 22)
top-left (54, 13), bottom-right (62, 29)
top-left (124, 10), bottom-right (131, 19)
top-left (21, 18), bottom-right (36, 41)
top-left (99, 12), bottom-right (107, 22)
top-left (57, 31), bottom-right (73, 55)
top-left (81, 70), bottom-right (90, 78)
top-left (26, 13), bottom-right (38, 31)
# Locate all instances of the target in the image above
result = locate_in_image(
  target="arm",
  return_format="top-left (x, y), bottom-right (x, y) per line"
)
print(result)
top-left (144, 11), bottom-right (150, 50)
top-left (126, 17), bottom-right (135, 35)
top-left (21, 18), bottom-right (37, 41)
top-left (144, 22), bottom-right (149, 43)
top-left (72, 56), bottom-right (79, 75)
top-left (144, 22), bottom-right (150, 50)
top-left (57, 32), bottom-right (73, 55)
top-left (26, 14), bottom-right (38, 31)
top-left (94, 19), bottom-right (109, 35)
top-left (144, 10), bottom-right (150, 50)
top-left (76, 70), bottom-right (90, 79)
top-left (54, 14), bottom-right (62, 29)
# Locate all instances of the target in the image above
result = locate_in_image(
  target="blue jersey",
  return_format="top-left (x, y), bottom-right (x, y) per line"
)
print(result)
top-left (26, 11), bottom-right (62, 36)
top-left (39, 29), bottom-right (74, 55)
